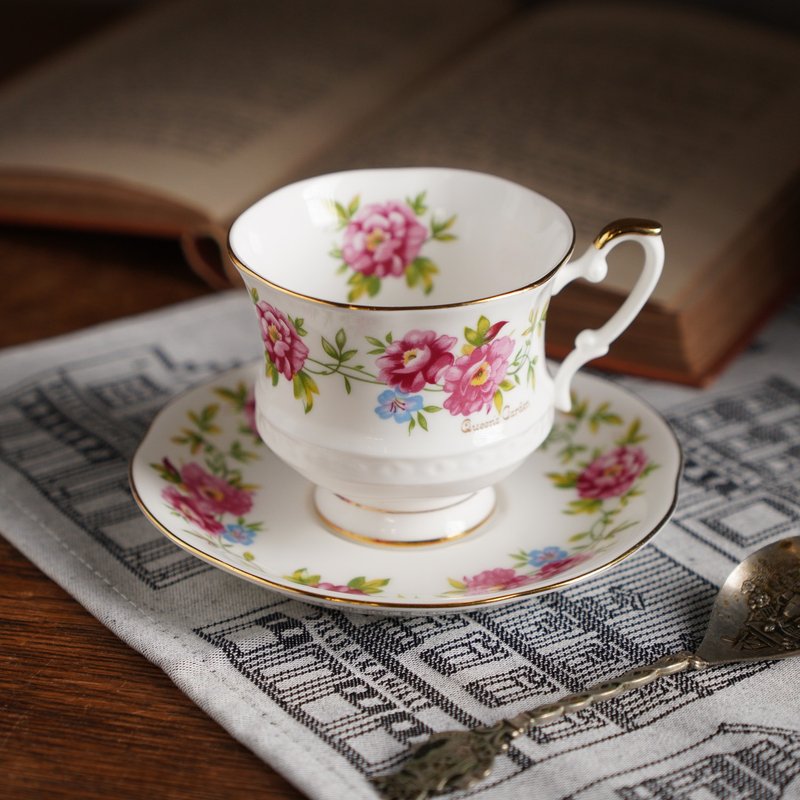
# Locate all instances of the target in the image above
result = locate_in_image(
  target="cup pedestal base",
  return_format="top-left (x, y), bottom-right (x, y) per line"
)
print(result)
top-left (314, 487), bottom-right (496, 548)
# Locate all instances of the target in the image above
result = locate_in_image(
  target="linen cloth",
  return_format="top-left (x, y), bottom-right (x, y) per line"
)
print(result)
top-left (1, 290), bottom-right (798, 800)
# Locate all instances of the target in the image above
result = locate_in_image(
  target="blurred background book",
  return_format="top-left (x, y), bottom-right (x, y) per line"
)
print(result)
top-left (0, 0), bottom-right (798, 383)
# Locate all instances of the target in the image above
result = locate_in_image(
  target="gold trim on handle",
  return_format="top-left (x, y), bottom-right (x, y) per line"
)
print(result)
top-left (593, 218), bottom-right (662, 250)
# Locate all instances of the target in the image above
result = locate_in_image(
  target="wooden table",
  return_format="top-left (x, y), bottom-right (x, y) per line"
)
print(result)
top-left (0, 6), bottom-right (303, 795)
top-left (0, 233), bottom-right (306, 800)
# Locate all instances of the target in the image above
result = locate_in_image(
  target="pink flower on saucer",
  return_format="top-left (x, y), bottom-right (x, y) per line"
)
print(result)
top-left (443, 336), bottom-right (514, 416)
top-left (577, 446), bottom-right (648, 499)
top-left (535, 552), bottom-right (592, 580)
top-left (377, 329), bottom-right (456, 392)
top-left (243, 390), bottom-right (258, 435)
top-left (255, 300), bottom-right (309, 380)
top-left (462, 567), bottom-right (534, 594)
top-left (315, 582), bottom-right (368, 596)
top-left (342, 201), bottom-right (427, 278)
top-left (162, 487), bottom-right (223, 535)
top-left (180, 462), bottom-right (253, 516)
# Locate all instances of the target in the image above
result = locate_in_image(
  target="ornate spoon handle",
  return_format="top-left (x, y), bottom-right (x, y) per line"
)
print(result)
top-left (372, 651), bottom-right (707, 800)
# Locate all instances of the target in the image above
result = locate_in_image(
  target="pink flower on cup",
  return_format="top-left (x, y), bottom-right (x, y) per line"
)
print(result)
top-left (577, 446), bottom-right (648, 499)
top-left (255, 300), bottom-right (309, 380)
top-left (462, 568), bottom-right (534, 594)
top-left (162, 486), bottom-right (224, 535)
top-left (376, 329), bottom-right (457, 392)
top-left (342, 201), bottom-right (427, 278)
top-left (443, 336), bottom-right (514, 416)
top-left (180, 462), bottom-right (253, 516)
top-left (535, 552), bottom-right (591, 580)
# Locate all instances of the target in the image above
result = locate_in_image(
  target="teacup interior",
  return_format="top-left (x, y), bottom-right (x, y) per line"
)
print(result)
top-left (229, 168), bottom-right (574, 307)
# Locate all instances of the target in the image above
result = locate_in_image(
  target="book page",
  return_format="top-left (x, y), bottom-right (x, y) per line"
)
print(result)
top-left (308, 2), bottom-right (800, 307)
top-left (0, 0), bottom-right (514, 224)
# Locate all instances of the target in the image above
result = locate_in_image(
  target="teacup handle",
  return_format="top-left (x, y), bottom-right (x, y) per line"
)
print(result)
top-left (551, 218), bottom-right (664, 411)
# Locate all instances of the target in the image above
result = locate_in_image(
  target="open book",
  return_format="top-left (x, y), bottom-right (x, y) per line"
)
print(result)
top-left (0, 0), bottom-right (798, 384)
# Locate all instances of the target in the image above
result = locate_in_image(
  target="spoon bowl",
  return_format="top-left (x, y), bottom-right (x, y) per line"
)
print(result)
top-left (697, 536), bottom-right (800, 665)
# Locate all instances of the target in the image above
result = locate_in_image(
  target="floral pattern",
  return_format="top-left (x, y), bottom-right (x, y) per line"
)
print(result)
top-left (250, 285), bottom-right (547, 433)
top-left (331, 191), bottom-right (455, 301)
top-left (178, 461), bottom-right (253, 516)
top-left (149, 378), bottom-right (392, 592)
top-left (285, 568), bottom-right (390, 596)
top-left (255, 300), bottom-right (309, 380)
top-left (449, 567), bottom-right (537, 594)
top-left (576, 446), bottom-right (648, 499)
top-left (444, 395), bottom-right (657, 596)
top-left (442, 335), bottom-right (514, 416)
top-left (138, 365), bottom-right (677, 608)
top-left (375, 389), bottom-right (424, 424)
top-left (544, 397), bottom-right (659, 543)
top-left (446, 552), bottom-right (593, 596)
top-left (376, 329), bottom-right (456, 393)
top-left (162, 484), bottom-right (224, 536)
top-left (150, 381), bottom-right (265, 567)
top-left (222, 523), bottom-right (257, 546)
top-left (342, 200), bottom-right (427, 278)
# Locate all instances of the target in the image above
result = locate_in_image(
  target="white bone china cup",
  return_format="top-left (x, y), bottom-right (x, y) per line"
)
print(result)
top-left (228, 168), bottom-right (663, 546)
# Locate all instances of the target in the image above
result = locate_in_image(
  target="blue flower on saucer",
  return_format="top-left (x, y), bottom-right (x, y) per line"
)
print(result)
top-left (527, 546), bottom-right (569, 567)
top-left (222, 523), bottom-right (256, 545)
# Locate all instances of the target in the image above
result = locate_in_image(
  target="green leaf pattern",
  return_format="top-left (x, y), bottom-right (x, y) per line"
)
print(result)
top-left (443, 395), bottom-right (657, 595)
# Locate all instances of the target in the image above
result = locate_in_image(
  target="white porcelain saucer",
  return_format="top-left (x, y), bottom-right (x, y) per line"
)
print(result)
top-left (129, 364), bottom-right (681, 614)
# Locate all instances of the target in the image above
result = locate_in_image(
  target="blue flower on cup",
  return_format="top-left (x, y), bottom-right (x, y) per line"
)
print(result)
top-left (222, 523), bottom-right (256, 545)
top-left (375, 389), bottom-right (423, 423)
top-left (527, 546), bottom-right (569, 567)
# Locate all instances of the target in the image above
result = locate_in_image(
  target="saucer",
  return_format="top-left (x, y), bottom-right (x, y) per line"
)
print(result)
top-left (129, 364), bottom-right (681, 614)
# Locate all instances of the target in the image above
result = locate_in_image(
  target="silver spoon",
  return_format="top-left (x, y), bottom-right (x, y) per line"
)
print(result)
top-left (372, 536), bottom-right (800, 800)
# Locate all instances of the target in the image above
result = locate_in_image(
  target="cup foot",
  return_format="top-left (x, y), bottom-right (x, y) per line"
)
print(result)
top-left (314, 487), bottom-right (496, 548)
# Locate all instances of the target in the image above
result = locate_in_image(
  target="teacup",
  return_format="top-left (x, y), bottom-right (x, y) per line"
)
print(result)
top-left (228, 168), bottom-right (663, 546)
